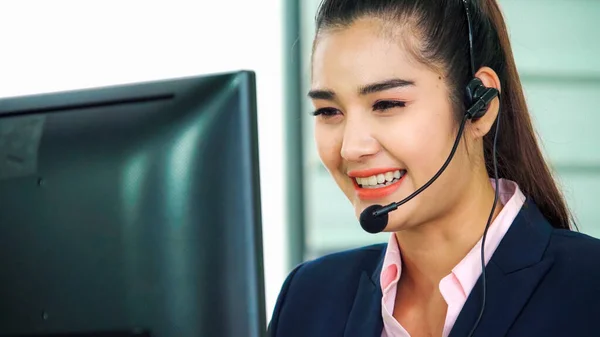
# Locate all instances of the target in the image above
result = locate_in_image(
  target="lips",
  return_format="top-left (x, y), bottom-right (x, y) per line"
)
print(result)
top-left (348, 168), bottom-right (407, 200)
top-left (354, 169), bottom-right (405, 188)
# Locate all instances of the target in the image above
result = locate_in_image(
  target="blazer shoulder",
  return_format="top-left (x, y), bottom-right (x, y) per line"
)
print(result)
top-left (550, 228), bottom-right (600, 254)
top-left (276, 243), bottom-right (387, 296)
top-left (298, 243), bottom-right (387, 278)
top-left (275, 241), bottom-right (386, 294)
top-left (268, 243), bottom-right (386, 336)
top-left (548, 228), bottom-right (600, 276)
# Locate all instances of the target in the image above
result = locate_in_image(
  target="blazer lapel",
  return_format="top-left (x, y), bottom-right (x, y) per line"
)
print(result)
top-left (344, 250), bottom-right (385, 337)
top-left (449, 200), bottom-right (555, 337)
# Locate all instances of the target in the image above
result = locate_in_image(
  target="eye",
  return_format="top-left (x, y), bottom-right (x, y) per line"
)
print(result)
top-left (312, 107), bottom-right (341, 117)
top-left (372, 100), bottom-right (406, 112)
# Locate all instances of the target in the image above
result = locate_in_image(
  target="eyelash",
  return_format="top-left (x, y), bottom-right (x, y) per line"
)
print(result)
top-left (373, 100), bottom-right (406, 111)
top-left (311, 107), bottom-right (338, 117)
top-left (311, 100), bottom-right (406, 117)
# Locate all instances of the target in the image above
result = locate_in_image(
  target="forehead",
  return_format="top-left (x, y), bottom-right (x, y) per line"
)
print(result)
top-left (311, 18), bottom-right (427, 90)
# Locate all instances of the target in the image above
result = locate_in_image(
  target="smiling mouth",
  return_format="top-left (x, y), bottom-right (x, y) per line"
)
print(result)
top-left (354, 169), bottom-right (407, 189)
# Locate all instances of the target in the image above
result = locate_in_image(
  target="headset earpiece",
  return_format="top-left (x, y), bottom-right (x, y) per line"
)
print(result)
top-left (465, 77), bottom-right (499, 120)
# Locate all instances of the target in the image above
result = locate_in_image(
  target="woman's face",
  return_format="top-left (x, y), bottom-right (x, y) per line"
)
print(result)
top-left (310, 18), bottom-right (476, 232)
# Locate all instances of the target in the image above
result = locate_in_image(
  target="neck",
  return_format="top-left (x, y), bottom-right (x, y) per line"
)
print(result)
top-left (395, 175), bottom-right (503, 294)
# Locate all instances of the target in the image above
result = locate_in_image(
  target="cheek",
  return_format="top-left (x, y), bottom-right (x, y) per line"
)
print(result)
top-left (382, 110), bottom-right (454, 176)
top-left (314, 123), bottom-right (343, 170)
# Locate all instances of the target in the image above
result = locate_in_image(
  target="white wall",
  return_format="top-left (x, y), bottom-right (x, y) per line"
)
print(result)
top-left (0, 0), bottom-right (287, 322)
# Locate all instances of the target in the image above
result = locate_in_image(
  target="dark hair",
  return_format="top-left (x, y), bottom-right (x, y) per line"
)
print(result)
top-left (314, 0), bottom-right (573, 230)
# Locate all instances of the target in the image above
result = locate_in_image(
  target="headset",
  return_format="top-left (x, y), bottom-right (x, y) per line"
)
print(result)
top-left (357, 0), bottom-right (501, 335)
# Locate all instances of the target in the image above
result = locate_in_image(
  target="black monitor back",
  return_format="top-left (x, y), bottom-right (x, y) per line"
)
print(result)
top-left (0, 71), bottom-right (266, 337)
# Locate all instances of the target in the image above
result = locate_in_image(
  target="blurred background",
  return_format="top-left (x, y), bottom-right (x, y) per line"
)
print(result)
top-left (1, 0), bottom-right (598, 326)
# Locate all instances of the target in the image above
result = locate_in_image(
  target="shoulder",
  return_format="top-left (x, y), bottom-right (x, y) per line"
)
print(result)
top-left (520, 228), bottom-right (600, 327)
top-left (268, 243), bottom-right (386, 336)
top-left (546, 228), bottom-right (600, 280)
top-left (549, 228), bottom-right (600, 264)
top-left (294, 243), bottom-right (387, 282)
top-left (279, 243), bottom-right (386, 297)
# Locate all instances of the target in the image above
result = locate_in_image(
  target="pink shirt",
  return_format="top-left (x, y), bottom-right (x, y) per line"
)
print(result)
top-left (380, 178), bottom-right (526, 337)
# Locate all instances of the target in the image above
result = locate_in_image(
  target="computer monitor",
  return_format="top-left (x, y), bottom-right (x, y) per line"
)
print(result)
top-left (0, 70), bottom-right (266, 337)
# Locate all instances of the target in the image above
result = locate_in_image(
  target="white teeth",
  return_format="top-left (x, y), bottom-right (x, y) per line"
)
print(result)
top-left (354, 169), bottom-right (406, 188)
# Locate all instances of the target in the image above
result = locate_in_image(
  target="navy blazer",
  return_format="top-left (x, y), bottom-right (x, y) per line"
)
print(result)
top-left (268, 200), bottom-right (600, 337)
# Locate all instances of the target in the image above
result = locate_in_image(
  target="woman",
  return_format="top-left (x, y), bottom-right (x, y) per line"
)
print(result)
top-left (269, 0), bottom-right (600, 336)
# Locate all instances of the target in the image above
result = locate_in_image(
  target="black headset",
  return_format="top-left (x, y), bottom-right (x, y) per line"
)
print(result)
top-left (466, 77), bottom-right (499, 119)
top-left (463, 0), bottom-right (499, 121)
top-left (463, 0), bottom-right (502, 336)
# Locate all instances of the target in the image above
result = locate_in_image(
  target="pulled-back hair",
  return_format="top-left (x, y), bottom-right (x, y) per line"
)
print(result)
top-left (314, 0), bottom-right (572, 229)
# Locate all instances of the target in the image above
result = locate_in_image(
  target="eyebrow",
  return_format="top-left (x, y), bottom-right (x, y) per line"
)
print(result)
top-left (307, 78), bottom-right (415, 100)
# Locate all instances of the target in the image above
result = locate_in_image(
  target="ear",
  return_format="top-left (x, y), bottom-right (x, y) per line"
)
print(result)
top-left (468, 66), bottom-right (502, 140)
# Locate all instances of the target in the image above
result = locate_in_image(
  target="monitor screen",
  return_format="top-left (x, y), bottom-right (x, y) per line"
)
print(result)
top-left (0, 71), bottom-right (266, 337)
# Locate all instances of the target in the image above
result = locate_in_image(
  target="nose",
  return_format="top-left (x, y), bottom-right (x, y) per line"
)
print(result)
top-left (340, 117), bottom-right (380, 162)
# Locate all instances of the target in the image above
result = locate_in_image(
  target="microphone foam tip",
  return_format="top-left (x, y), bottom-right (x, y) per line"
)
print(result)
top-left (359, 204), bottom-right (388, 234)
